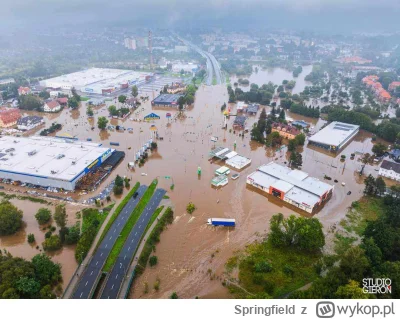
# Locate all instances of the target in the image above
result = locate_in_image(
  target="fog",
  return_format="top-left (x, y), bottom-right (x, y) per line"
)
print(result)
top-left (1, 0), bottom-right (400, 33)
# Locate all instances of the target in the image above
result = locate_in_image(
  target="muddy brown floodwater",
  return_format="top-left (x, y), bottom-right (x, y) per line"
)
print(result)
top-left (0, 198), bottom-right (84, 290)
top-left (3, 80), bottom-right (380, 298)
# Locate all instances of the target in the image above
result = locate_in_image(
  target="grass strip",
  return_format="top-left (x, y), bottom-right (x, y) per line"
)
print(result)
top-left (103, 180), bottom-right (157, 272)
top-left (135, 207), bottom-right (174, 276)
top-left (97, 182), bottom-right (140, 248)
top-left (75, 208), bottom-right (109, 263)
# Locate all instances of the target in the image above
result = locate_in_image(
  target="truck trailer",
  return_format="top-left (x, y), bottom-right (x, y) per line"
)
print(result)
top-left (207, 218), bottom-right (236, 227)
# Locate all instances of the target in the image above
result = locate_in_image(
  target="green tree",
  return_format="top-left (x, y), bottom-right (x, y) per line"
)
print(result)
top-left (68, 97), bottom-right (79, 109)
top-left (18, 94), bottom-right (43, 111)
top-left (39, 285), bottom-right (56, 299)
top-left (108, 105), bottom-right (118, 116)
top-left (42, 235), bottom-right (62, 251)
top-left (54, 205), bottom-right (67, 228)
top-left (31, 254), bottom-right (62, 286)
top-left (335, 280), bottom-right (369, 299)
top-left (288, 139), bottom-right (297, 152)
top-left (38, 90), bottom-right (50, 99)
top-left (375, 177), bottom-right (386, 196)
top-left (2, 288), bottom-right (20, 299)
top-left (0, 201), bottom-right (23, 235)
top-left (294, 133), bottom-right (306, 146)
top-left (279, 108), bottom-right (285, 120)
top-left (186, 202), bottom-right (196, 214)
top-left (98, 116), bottom-right (108, 130)
top-left (118, 95), bottom-right (127, 104)
top-left (170, 292), bottom-right (179, 299)
top-left (86, 106), bottom-right (94, 117)
top-left (269, 214), bottom-right (325, 252)
top-left (131, 85), bottom-right (138, 97)
top-left (340, 246), bottom-right (370, 282)
top-left (65, 224), bottom-right (80, 245)
top-left (35, 208), bottom-right (52, 225)
top-left (290, 151), bottom-right (302, 168)
top-left (115, 175), bottom-right (124, 187)
top-left (16, 277), bottom-right (41, 298)
top-left (27, 234), bottom-right (35, 244)
top-left (149, 256), bottom-right (158, 267)
top-left (372, 143), bottom-right (387, 157)
top-left (364, 174), bottom-right (377, 195)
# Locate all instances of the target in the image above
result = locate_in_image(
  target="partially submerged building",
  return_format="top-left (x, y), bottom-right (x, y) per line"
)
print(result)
top-left (151, 94), bottom-right (183, 107)
top-left (247, 162), bottom-right (334, 214)
top-left (308, 121), bottom-right (359, 152)
top-left (233, 116), bottom-right (247, 130)
top-left (209, 147), bottom-right (251, 170)
top-left (379, 160), bottom-right (400, 182)
top-left (271, 122), bottom-right (301, 140)
top-left (17, 116), bottom-right (44, 131)
top-left (0, 136), bottom-right (114, 190)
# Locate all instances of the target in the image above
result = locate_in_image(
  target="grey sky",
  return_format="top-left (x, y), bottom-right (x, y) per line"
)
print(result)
top-left (1, 0), bottom-right (400, 33)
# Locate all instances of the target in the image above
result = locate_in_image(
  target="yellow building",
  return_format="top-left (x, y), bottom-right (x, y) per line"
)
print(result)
top-left (271, 122), bottom-right (300, 140)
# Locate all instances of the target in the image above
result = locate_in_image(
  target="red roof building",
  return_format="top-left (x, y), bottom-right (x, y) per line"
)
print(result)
top-left (389, 82), bottom-right (400, 92)
top-left (271, 122), bottom-right (300, 140)
top-left (0, 108), bottom-right (21, 128)
top-left (18, 86), bottom-right (31, 96)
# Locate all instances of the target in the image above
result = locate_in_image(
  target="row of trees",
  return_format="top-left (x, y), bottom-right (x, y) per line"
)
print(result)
top-left (177, 84), bottom-right (197, 110)
top-left (228, 82), bottom-right (276, 105)
top-left (327, 107), bottom-right (400, 143)
top-left (108, 105), bottom-right (130, 118)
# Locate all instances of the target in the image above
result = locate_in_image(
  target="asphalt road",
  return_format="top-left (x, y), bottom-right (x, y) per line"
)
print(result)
top-left (100, 188), bottom-right (166, 299)
top-left (72, 185), bottom-right (148, 299)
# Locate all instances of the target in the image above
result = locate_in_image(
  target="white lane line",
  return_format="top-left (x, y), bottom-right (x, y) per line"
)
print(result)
top-left (80, 292), bottom-right (83, 298)
top-left (90, 271), bottom-right (93, 276)
top-left (105, 245), bottom-right (107, 248)
top-left (124, 255), bottom-right (126, 260)
top-left (100, 253), bottom-right (103, 257)
top-left (139, 225), bottom-right (141, 229)
top-left (109, 236), bottom-right (112, 240)
top-left (111, 284), bottom-right (114, 290)
top-left (128, 247), bottom-right (130, 251)
top-left (135, 232), bottom-right (137, 236)
top-left (96, 261), bottom-right (98, 265)
top-left (85, 281), bottom-right (88, 286)
top-left (116, 274), bottom-right (118, 279)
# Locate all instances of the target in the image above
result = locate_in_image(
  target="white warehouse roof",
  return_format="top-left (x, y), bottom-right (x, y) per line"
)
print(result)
top-left (309, 121), bottom-right (359, 147)
top-left (0, 136), bottom-right (112, 182)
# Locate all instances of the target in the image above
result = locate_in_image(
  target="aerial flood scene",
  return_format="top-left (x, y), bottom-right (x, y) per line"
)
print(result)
top-left (0, 2), bottom-right (400, 315)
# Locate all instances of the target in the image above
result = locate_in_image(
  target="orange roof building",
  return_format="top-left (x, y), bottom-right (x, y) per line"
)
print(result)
top-left (0, 108), bottom-right (21, 128)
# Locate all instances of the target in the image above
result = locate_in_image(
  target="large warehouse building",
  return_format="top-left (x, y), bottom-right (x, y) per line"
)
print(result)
top-left (39, 68), bottom-right (153, 95)
top-left (0, 136), bottom-right (113, 190)
top-left (308, 121), bottom-right (359, 152)
top-left (247, 162), bottom-right (334, 214)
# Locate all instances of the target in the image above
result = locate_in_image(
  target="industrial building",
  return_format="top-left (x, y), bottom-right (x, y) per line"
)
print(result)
top-left (0, 136), bottom-right (114, 190)
top-left (39, 68), bottom-right (153, 95)
top-left (151, 94), bottom-right (183, 107)
top-left (247, 162), bottom-right (334, 214)
top-left (308, 121), bottom-right (359, 152)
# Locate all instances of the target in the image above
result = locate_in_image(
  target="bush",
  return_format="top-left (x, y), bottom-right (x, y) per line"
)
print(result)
top-left (0, 200), bottom-right (23, 235)
top-left (113, 185), bottom-right (123, 195)
top-left (149, 256), bottom-right (158, 267)
top-left (42, 235), bottom-right (62, 251)
top-left (50, 226), bottom-right (56, 232)
top-left (65, 225), bottom-right (80, 245)
top-left (45, 231), bottom-right (52, 239)
top-left (35, 208), bottom-right (52, 225)
top-left (255, 260), bottom-right (273, 273)
top-left (170, 292), bottom-right (179, 299)
top-left (27, 234), bottom-right (35, 243)
top-left (186, 202), bottom-right (196, 214)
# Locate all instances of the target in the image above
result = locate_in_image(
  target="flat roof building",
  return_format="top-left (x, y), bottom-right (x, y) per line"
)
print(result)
top-left (247, 162), bottom-right (334, 214)
top-left (39, 68), bottom-right (152, 95)
top-left (0, 136), bottom-right (113, 190)
top-left (151, 94), bottom-right (183, 107)
top-left (225, 155), bottom-right (251, 170)
top-left (308, 121), bottom-right (359, 152)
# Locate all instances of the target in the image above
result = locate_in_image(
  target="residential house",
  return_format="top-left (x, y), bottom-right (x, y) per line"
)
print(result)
top-left (291, 120), bottom-right (310, 129)
top-left (233, 116), bottom-right (247, 130)
top-left (43, 100), bottom-right (61, 113)
top-left (271, 122), bottom-right (300, 140)
top-left (56, 97), bottom-right (68, 106)
top-left (18, 86), bottom-right (31, 96)
top-left (379, 160), bottom-right (400, 182)
top-left (246, 103), bottom-right (259, 115)
top-left (166, 82), bottom-right (186, 94)
top-left (0, 108), bottom-right (21, 128)
top-left (17, 115), bottom-right (44, 131)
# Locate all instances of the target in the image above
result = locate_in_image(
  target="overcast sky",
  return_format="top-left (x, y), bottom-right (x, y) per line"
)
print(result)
top-left (1, 0), bottom-right (400, 33)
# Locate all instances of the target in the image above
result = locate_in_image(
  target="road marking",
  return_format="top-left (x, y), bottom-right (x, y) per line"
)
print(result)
top-left (105, 245), bottom-right (107, 248)
top-left (139, 225), bottom-right (141, 229)
top-left (100, 253), bottom-right (103, 257)
top-left (131, 239), bottom-right (134, 243)
top-left (114, 229), bottom-right (116, 233)
top-left (96, 261), bottom-right (98, 265)
top-left (90, 271), bottom-right (93, 276)
top-left (128, 247), bottom-right (130, 251)
top-left (124, 255), bottom-right (126, 260)
top-left (116, 274), bottom-right (118, 279)
top-left (111, 284), bottom-right (114, 290)
top-left (109, 236), bottom-right (112, 240)
top-left (85, 281), bottom-right (88, 286)
top-left (117, 223), bottom-right (120, 226)
top-left (80, 292), bottom-right (83, 298)
top-left (135, 232), bottom-right (137, 236)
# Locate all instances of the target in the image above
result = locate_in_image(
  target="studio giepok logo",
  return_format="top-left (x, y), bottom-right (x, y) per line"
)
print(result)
top-left (362, 278), bottom-right (392, 294)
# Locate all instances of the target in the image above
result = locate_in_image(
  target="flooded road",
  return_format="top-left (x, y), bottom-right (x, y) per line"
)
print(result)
top-left (2, 77), bottom-right (380, 298)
